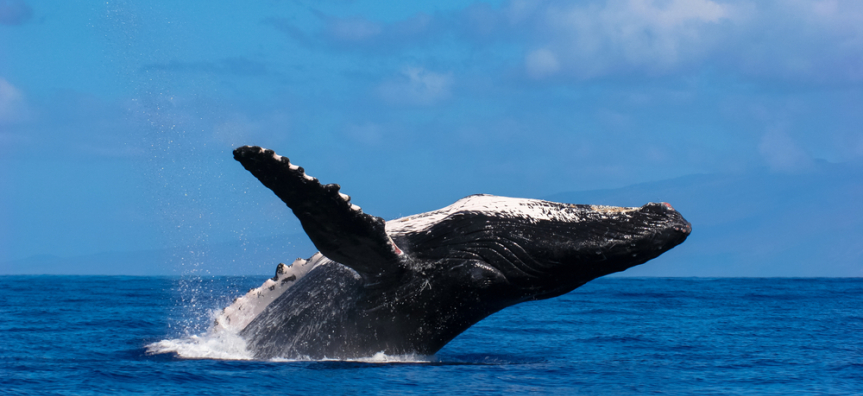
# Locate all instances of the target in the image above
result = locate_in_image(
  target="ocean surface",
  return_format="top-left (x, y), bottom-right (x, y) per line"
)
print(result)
top-left (1, 276), bottom-right (860, 395)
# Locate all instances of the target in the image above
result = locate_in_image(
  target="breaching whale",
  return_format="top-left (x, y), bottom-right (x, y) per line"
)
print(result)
top-left (216, 146), bottom-right (691, 359)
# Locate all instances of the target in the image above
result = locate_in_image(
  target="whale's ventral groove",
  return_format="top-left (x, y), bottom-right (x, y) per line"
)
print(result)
top-left (219, 145), bottom-right (691, 359)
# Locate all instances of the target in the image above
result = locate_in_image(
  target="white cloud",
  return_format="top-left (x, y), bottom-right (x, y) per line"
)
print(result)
top-left (737, 0), bottom-right (863, 83)
top-left (378, 67), bottom-right (453, 106)
top-left (344, 122), bottom-right (384, 146)
top-left (0, 0), bottom-right (32, 26)
top-left (0, 78), bottom-right (26, 123)
top-left (284, 0), bottom-right (863, 84)
top-left (506, 0), bottom-right (542, 24)
top-left (508, 0), bottom-right (863, 82)
top-left (531, 0), bottom-right (732, 78)
top-left (326, 16), bottom-right (383, 42)
top-left (629, 0), bottom-right (728, 26)
top-left (525, 48), bottom-right (560, 79)
top-left (758, 128), bottom-right (814, 172)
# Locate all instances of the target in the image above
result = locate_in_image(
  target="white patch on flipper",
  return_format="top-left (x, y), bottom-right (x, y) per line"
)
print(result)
top-left (264, 148), bottom-right (298, 170)
top-left (214, 253), bottom-right (327, 333)
top-left (262, 147), bottom-right (315, 181)
top-left (339, 192), bottom-right (350, 201)
top-left (385, 195), bottom-right (639, 236)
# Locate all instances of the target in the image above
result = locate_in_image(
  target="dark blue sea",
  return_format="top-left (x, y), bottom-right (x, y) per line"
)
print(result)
top-left (1, 277), bottom-right (861, 395)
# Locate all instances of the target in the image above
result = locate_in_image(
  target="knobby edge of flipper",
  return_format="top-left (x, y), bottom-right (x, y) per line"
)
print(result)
top-left (233, 146), bottom-right (404, 285)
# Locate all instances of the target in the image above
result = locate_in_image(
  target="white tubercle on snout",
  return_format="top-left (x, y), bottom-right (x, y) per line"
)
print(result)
top-left (214, 253), bottom-right (326, 333)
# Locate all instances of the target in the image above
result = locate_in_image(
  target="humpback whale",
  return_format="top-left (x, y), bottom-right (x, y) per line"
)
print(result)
top-left (217, 146), bottom-right (691, 359)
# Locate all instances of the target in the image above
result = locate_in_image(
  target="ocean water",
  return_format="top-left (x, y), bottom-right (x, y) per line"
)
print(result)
top-left (1, 276), bottom-right (860, 395)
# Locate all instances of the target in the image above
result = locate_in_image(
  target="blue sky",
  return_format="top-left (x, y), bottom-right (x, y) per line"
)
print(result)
top-left (1, 0), bottom-right (861, 275)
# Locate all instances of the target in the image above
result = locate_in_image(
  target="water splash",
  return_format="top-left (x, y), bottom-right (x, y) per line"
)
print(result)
top-left (146, 330), bottom-right (435, 363)
top-left (146, 329), bottom-right (254, 360)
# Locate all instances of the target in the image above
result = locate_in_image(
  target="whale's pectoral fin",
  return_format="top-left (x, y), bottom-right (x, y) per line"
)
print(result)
top-left (234, 146), bottom-right (403, 284)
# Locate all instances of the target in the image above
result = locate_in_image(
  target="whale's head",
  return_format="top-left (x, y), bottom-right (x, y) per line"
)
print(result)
top-left (388, 195), bottom-right (691, 302)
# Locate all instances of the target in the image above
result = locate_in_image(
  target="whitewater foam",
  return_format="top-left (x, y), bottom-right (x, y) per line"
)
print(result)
top-left (146, 331), bottom-right (435, 363)
top-left (146, 330), bottom-right (254, 360)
